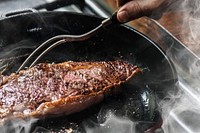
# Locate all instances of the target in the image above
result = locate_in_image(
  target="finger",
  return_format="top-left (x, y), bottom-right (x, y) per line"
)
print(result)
top-left (117, 0), bottom-right (165, 22)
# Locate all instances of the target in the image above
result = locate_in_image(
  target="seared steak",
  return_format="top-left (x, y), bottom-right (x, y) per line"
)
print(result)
top-left (0, 60), bottom-right (141, 123)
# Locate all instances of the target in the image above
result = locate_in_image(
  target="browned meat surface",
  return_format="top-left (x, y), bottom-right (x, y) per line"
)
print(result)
top-left (0, 60), bottom-right (141, 123)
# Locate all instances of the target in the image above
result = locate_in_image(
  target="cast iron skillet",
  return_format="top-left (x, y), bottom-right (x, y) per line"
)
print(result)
top-left (0, 11), bottom-right (177, 132)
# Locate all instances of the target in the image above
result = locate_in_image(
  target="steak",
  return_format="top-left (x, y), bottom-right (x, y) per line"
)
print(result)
top-left (0, 60), bottom-right (141, 123)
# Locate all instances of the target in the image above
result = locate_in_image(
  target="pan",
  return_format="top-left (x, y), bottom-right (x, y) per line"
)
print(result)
top-left (0, 11), bottom-right (177, 132)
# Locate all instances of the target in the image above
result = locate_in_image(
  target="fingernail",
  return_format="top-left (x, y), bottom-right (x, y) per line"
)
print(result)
top-left (118, 11), bottom-right (129, 23)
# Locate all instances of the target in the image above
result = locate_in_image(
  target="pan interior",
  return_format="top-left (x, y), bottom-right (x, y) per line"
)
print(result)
top-left (0, 12), bottom-right (177, 132)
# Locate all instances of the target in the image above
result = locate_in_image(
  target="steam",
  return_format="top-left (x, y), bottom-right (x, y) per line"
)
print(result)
top-left (180, 0), bottom-right (200, 54)
top-left (160, 78), bottom-right (200, 133)
top-left (84, 111), bottom-right (137, 133)
top-left (0, 118), bottom-right (37, 133)
top-left (185, 0), bottom-right (200, 53)
top-left (157, 0), bottom-right (200, 132)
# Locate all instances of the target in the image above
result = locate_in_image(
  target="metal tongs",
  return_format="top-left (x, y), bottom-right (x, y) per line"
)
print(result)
top-left (17, 12), bottom-right (122, 73)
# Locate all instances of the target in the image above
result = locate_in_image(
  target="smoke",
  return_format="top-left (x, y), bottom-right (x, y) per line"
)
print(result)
top-left (0, 118), bottom-right (38, 133)
top-left (84, 111), bottom-right (137, 133)
top-left (160, 78), bottom-right (200, 133)
top-left (156, 0), bottom-right (200, 132)
top-left (181, 0), bottom-right (200, 54)
top-left (175, 0), bottom-right (200, 55)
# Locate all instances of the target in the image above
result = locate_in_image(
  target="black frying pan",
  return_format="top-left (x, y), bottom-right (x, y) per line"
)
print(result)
top-left (0, 11), bottom-right (177, 132)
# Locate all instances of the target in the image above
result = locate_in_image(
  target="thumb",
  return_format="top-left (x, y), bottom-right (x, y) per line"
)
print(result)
top-left (117, 0), bottom-right (150, 23)
top-left (117, 0), bottom-right (164, 23)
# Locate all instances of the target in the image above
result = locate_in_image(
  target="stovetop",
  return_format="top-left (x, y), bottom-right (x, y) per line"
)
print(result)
top-left (0, 0), bottom-right (46, 14)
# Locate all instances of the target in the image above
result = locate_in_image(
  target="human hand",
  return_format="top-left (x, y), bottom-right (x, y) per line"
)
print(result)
top-left (116, 0), bottom-right (173, 22)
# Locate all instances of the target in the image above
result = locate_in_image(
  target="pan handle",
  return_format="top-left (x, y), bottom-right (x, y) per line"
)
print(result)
top-left (1, 8), bottom-right (38, 19)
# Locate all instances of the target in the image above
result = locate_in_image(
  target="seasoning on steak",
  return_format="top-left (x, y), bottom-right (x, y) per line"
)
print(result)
top-left (0, 60), bottom-right (141, 123)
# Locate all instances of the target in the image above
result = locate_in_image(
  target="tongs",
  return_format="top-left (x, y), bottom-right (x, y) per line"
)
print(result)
top-left (17, 12), bottom-right (123, 73)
